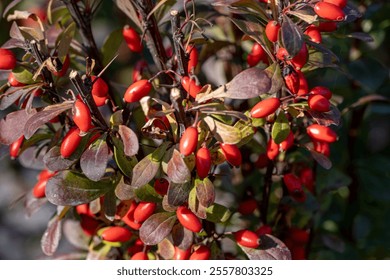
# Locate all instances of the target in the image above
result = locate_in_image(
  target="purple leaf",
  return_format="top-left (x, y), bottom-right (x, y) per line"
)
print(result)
top-left (307, 105), bottom-right (341, 127)
top-left (130, 154), bottom-right (160, 188)
top-left (139, 212), bottom-right (176, 245)
top-left (167, 149), bottom-right (191, 184)
top-left (24, 101), bottom-right (73, 139)
top-left (80, 139), bottom-right (109, 182)
top-left (41, 216), bottom-right (62, 256)
top-left (167, 181), bottom-right (192, 207)
top-left (43, 146), bottom-right (78, 171)
top-left (171, 223), bottom-right (194, 250)
top-left (0, 109), bottom-right (34, 145)
top-left (281, 15), bottom-right (303, 58)
top-left (195, 178), bottom-right (215, 208)
top-left (0, 87), bottom-right (29, 110)
top-left (118, 124), bottom-right (139, 157)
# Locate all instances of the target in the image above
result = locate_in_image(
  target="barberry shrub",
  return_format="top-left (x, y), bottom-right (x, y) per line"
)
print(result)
top-left (0, 0), bottom-right (378, 260)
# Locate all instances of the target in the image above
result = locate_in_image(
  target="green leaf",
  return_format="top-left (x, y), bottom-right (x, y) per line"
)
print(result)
top-left (206, 203), bottom-right (232, 223)
top-left (265, 63), bottom-right (283, 94)
top-left (234, 120), bottom-right (255, 147)
top-left (135, 184), bottom-right (162, 203)
top-left (139, 212), bottom-right (176, 245)
top-left (101, 29), bottom-right (123, 65)
top-left (46, 171), bottom-right (117, 206)
top-left (271, 111), bottom-right (290, 144)
top-left (112, 136), bottom-right (138, 177)
top-left (12, 66), bottom-right (34, 84)
top-left (151, 141), bottom-right (171, 162)
top-left (56, 22), bottom-right (75, 58)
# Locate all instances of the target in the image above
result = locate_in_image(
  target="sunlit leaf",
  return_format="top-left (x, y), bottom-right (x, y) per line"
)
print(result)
top-left (271, 111), bottom-right (290, 144)
top-left (206, 203), bottom-right (232, 223)
top-left (203, 116), bottom-right (242, 145)
top-left (41, 216), bottom-right (62, 256)
top-left (189, 185), bottom-right (207, 219)
top-left (167, 181), bottom-right (192, 207)
top-left (139, 212), bottom-right (176, 245)
top-left (80, 138), bottom-right (109, 182)
top-left (118, 125), bottom-right (139, 157)
top-left (195, 178), bottom-right (215, 208)
top-left (167, 149), bottom-right (191, 184)
top-left (130, 154), bottom-right (160, 188)
top-left (0, 109), bottom-right (34, 145)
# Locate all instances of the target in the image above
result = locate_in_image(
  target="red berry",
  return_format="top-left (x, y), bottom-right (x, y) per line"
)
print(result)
top-left (101, 226), bottom-right (132, 242)
top-left (250, 97), bottom-right (280, 118)
top-left (91, 75), bottom-right (109, 97)
top-left (310, 86), bottom-right (332, 99)
top-left (53, 55), bottom-right (70, 77)
top-left (283, 173), bottom-right (306, 202)
top-left (279, 130), bottom-right (294, 151)
top-left (73, 99), bottom-right (92, 132)
top-left (238, 198), bottom-right (257, 215)
top-left (173, 246), bottom-right (192, 260)
top-left (220, 143), bottom-right (242, 167)
top-left (318, 21), bottom-right (338, 32)
top-left (123, 25), bottom-right (143, 53)
top-left (247, 43), bottom-right (267, 67)
top-left (314, 2), bottom-right (345, 21)
top-left (297, 70), bottom-right (308, 96)
top-left (189, 245), bottom-right (210, 260)
top-left (283, 67), bottom-right (300, 94)
top-left (289, 227), bottom-right (310, 245)
top-left (266, 138), bottom-right (279, 160)
top-left (181, 76), bottom-right (202, 99)
top-left (60, 127), bottom-right (82, 158)
top-left (76, 203), bottom-right (93, 217)
top-left (176, 206), bottom-right (202, 233)
top-left (255, 153), bottom-right (269, 169)
top-left (196, 147), bottom-right (212, 179)
top-left (80, 214), bottom-right (100, 236)
top-left (9, 135), bottom-right (24, 159)
top-left (0, 48), bottom-right (17, 70)
top-left (131, 252), bottom-right (149, 260)
top-left (299, 167), bottom-right (315, 193)
top-left (8, 72), bottom-right (25, 87)
top-left (304, 25), bottom-right (322, 44)
top-left (291, 43), bottom-right (308, 70)
top-left (313, 140), bottom-right (331, 157)
top-left (307, 124), bottom-right (337, 143)
top-left (256, 224), bottom-right (273, 236)
top-left (32, 179), bottom-right (47, 198)
top-left (132, 60), bottom-right (147, 82)
top-left (324, 0), bottom-right (347, 8)
top-left (154, 178), bottom-right (169, 196)
top-left (122, 201), bottom-right (143, 230)
top-left (38, 169), bottom-right (56, 181)
top-left (265, 20), bottom-right (281, 42)
top-left (234, 229), bottom-right (259, 248)
top-left (186, 45), bottom-right (199, 74)
top-left (276, 47), bottom-right (289, 61)
top-left (308, 94), bottom-right (331, 112)
top-left (93, 94), bottom-right (107, 107)
top-left (133, 202), bottom-right (156, 223)
top-left (124, 79), bottom-right (152, 103)
top-left (179, 127), bottom-right (198, 156)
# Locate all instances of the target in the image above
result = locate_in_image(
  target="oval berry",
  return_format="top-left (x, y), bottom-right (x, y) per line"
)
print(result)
top-left (186, 45), bottom-right (199, 74)
top-left (276, 47), bottom-right (289, 61)
top-left (291, 43), bottom-right (308, 70)
top-left (189, 245), bottom-right (210, 260)
top-left (176, 206), bottom-right (202, 233)
top-left (324, 0), bottom-right (347, 8)
top-left (8, 72), bottom-right (25, 87)
top-left (250, 97), bottom-right (280, 118)
top-left (73, 99), bottom-right (92, 132)
top-left (9, 135), bottom-right (24, 159)
top-left (122, 201), bottom-right (143, 230)
top-left (255, 153), bottom-right (269, 169)
top-left (297, 70), bottom-right (308, 96)
top-left (307, 124), bottom-right (337, 143)
top-left (289, 227), bottom-right (310, 245)
top-left (60, 127), bottom-right (82, 158)
top-left (314, 2), bottom-right (345, 21)
top-left (179, 126), bottom-right (198, 156)
top-left (38, 169), bottom-right (56, 181)
top-left (181, 76), bottom-right (202, 99)
top-left (308, 94), bottom-right (330, 112)
top-left (101, 226), bottom-right (132, 242)
top-left (93, 94), bottom-right (107, 107)
top-left (247, 43), bottom-right (267, 67)
top-left (310, 86), bottom-right (332, 99)
top-left (256, 224), bottom-right (273, 236)
top-left (196, 147), bottom-right (212, 179)
top-left (131, 252), bottom-right (149, 260)
top-left (0, 48), bottom-right (17, 70)
top-left (234, 229), bottom-right (259, 248)
top-left (283, 67), bottom-right (300, 94)
top-left (266, 138), bottom-right (279, 160)
top-left (173, 246), bottom-right (192, 260)
top-left (154, 178), bottom-right (169, 196)
top-left (220, 143), bottom-right (242, 167)
top-left (238, 198), bottom-right (257, 215)
top-left (32, 179), bottom-right (47, 198)
top-left (304, 25), bottom-right (322, 44)
top-left (133, 202), bottom-right (156, 223)
top-left (284, 173), bottom-right (306, 202)
top-left (124, 79), bottom-right (152, 103)
top-left (80, 214), bottom-right (100, 236)
top-left (279, 130), bottom-right (294, 151)
top-left (313, 140), bottom-right (331, 156)
top-left (123, 25), bottom-right (143, 53)
top-left (265, 20), bottom-right (281, 42)
top-left (91, 75), bottom-right (109, 97)
top-left (299, 167), bottom-right (315, 193)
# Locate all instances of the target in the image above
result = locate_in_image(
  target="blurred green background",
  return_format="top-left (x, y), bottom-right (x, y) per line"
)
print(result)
top-left (0, 0), bottom-right (389, 259)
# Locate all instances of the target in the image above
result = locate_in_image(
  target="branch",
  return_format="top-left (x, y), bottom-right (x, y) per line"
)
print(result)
top-left (261, 160), bottom-right (274, 225)
top-left (170, 9), bottom-right (188, 77)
